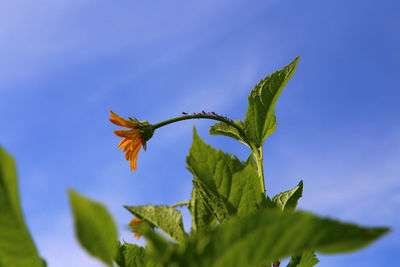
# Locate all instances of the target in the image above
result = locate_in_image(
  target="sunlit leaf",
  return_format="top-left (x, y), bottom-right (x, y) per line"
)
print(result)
top-left (186, 128), bottom-right (263, 226)
top-left (192, 178), bottom-right (231, 224)
top-left (209, 120), bottom-right (250, 148)
top-left (0, 146), bottom-right (43, 267)
top-left (272, 180), bottom-right (303, 211)
top-left (244, 56), bottom-right (300, 147)
top-left (115, 242), bottom-right (156, 267)
top-left (188, 188), bottom-right (215, 232)
top-left (69, 190), bottom-right (118, 266)
top-left (125, 205), bottom-right (187, 243)
top-left (287, 251), bottom-right (319, 267)
top-left (175, 209), bottom-right (389, 267)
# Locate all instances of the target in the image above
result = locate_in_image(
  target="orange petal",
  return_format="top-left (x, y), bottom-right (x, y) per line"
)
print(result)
top-left (123, 144), bottom-right (131, 152)
top-left (118, 138), bottom-right (130, 149)
top-left (130, 138), bottom-right (141, 152)
top-left (129, 218), bottom-right (145, 226)
top-left (125, 150), bottom-right (132, 160)
top-left (110, 110), bottom-right (129, 124)
top-left (130, 133), bottom-right (141, 143)
top-left (114, 129), bottom-right (140, 138)
top-left (131, 139), bottom-right (142, 156)
top-left (130, 158), bottom-right (135, 171)
top-left (132, 137), bottom-right (142, 147)
top-left (130, 140), bottom-right (142, 171)
top-left (133, 232), bottom-right (142, 239)
top-left (129, 218), bottom-right (144, 239)
top-left (110, 110), bottom-right (139, 128)
top-left (109, 118), bottom-right (124, 127)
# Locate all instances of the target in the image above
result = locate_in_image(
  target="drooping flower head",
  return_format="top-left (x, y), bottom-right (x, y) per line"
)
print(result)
top-left (109, 110), bottom-right (154, 171)
top-left (128, 217), bottom-right (145, 239)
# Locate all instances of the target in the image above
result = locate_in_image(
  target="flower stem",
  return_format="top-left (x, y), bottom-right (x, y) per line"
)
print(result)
top-left (253, 146), bottom-right (266, 195)
top-left (154, 114), bottom-right (266, 194)
top-left (171, 201), bottom-right (189, 208)
top-left (153, 114), bottom-right (246, 137)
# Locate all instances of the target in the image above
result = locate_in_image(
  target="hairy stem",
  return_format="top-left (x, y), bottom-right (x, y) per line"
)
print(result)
top-left (153, 114), bottom-right (246, 137)
top-left (171, 201), bottom-right (189, 208)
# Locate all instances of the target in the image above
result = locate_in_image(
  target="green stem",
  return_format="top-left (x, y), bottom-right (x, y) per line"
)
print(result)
top-left (253, 146), bottom-right (266, 195)
top-left (153, 114), bottom-right (246, 137)
top-left (153, 114), bottom-right (267, 193)
top-left (171, 201), bottom-right (189, 208)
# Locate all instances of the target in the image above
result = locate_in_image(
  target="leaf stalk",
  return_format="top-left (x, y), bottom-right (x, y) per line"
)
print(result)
top-left (171, 201), bottom-right (189, 208)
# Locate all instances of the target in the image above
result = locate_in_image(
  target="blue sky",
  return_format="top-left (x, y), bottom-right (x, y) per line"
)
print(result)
top-left (0, 0), bottom-right (399, 266)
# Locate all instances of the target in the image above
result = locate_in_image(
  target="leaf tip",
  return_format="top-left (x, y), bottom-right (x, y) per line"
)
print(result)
top-left (67, 188), bottom-right (79, 201)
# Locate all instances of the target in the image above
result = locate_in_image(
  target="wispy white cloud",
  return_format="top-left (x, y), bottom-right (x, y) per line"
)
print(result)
top-left (271, 129), bottom-right (400, 227)
top-left (0, 0), bottom-right (270, 91)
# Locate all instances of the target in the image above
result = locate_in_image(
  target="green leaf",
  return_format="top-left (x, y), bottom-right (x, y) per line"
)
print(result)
top-left (186, 128), bottom-right (263, 221)
top-left (115, 242), bottom-right (157, 267)
top-left (0, 146), bottom-right (43, 267)
top-left (68, 190), bottom-right (118, 266)
top-left (188, 187), bottom-right (215, 232)
top-left (209, 120), bottom-right (250, 147)
top-left (187, 127), bottom-right (246, 192)
top-left (287, 251), bottom-right (319, 267)
top-left (244, 56), bottom-right (300, 147)
top-left (137, 224), bottom-right (179, 266)
top-left (124, 205), bottom-right (188, 243)
top-left (176, 209), bottom-right (389, 267)
top-left (229, 164), bottom-right (264, 215)
top-left (192, 178), bottom-right (231, 224)
top-left (245, 153), bottom-right (258, 169)
top-left (272, 180), bottom-right (303, 211)
top-left (262, 196), bottom-right (278, 209)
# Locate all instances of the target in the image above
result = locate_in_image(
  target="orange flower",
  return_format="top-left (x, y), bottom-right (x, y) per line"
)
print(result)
top-left (109, 110), bottom-right (143, 171)
top-left (129, 217), bottom-right (145, 239)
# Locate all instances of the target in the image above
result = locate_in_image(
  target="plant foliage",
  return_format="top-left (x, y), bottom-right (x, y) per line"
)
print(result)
top-left (69, 190), bottom-right (118, 266)
top-left (0, 57), bottom-right (389, 267)
top-left (0, 147), bottom-right (44, 267)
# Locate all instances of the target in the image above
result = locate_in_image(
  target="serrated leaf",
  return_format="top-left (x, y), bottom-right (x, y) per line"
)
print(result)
top-left (192, 178), bottom-right (231, 224)
top-left (175, 209), bottom-right (389, 267)
top-left (115, 242), bottom-right (157, 267)
top-left (124, 205), bottom-right (187, 243)
top-left (209, 120), bottom-right (250, 147)
top-left (298, 251), bottom-right (319, 267)
top-left (0, 146), bottom-right (43, 267)
top-left (244, 56), bottom-right (300, 147)
top-left (261, 196), bottom-right (278, 209)
top-left (245, 153), bottom-right (258, 169)
top-left (272, 180), bottom-right (303, 211)
top-left (287, 251), bottom-right (319, 267)
top-left (187, 127), bottom-right (246, 192)
top-left (186, 128), bottom-right (263, 225)
top-left (189, 187), bottom-right (216, 232)
top-left (68, 190), bottom-right (118, 266)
